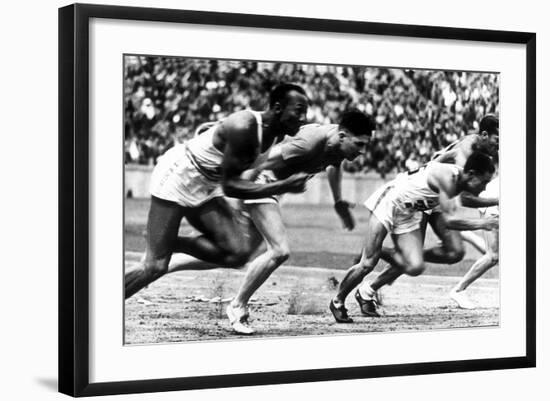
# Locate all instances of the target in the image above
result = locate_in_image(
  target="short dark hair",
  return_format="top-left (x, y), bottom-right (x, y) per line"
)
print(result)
top-left (479, 114), bottom-right (499, 136)
top-left (339, 108), bottom-right (376, 137)
top-left (464, 151), bottom-right (496, 175)
top-left (269, 83), bottom-right (307, 108)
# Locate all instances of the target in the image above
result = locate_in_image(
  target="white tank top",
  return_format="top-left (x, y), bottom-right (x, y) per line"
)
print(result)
top-left (185, 110), bottom-right (268, 181)
top-left (392, 162), bottom-right (461, 212)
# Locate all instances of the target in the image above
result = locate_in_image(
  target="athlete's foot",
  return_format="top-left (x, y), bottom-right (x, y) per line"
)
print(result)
top-left (226, 303), bottom-right (255, 335)
top-left (449, 289), bottom-right (476, 309)
top-left (354, 290), bottom-right (380, 317)
top-left (329, 300), bottom-right (353, 323)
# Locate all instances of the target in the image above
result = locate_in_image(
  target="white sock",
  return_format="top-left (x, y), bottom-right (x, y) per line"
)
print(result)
top-left (359, 283), bottom-right (376, 300)
top-left (332, 298), bottom-right (344, 307)
top-left (451, 284), bottom-right (465, 293)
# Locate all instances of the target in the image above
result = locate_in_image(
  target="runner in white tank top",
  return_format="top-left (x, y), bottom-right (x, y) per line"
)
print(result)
top-left (125, 84), bottom-right (310, 300)
top-left (352, 115), bottom-right (499, 301)
top-left (330, 152), bottom-right (498, 323)
top-left (352, 116), bottom-right (499, 317)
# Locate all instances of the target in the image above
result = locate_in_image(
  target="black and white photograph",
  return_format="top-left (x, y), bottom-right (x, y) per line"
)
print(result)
top-left (123, 55), bottom-right (501, 344)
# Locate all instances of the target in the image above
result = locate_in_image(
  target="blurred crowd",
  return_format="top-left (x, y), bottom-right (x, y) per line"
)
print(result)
top-left (124, 56), bottom-right (499, 176)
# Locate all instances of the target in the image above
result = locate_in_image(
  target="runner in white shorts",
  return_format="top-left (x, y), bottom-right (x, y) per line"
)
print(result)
top-left (125, 83), bottom-right (310, 299)
top-left (329, 152), bottom-right (499, 323)
top-left (351, 115), bottom-right (500, 316)
top-left (449, 175), bottom-right (500, 308)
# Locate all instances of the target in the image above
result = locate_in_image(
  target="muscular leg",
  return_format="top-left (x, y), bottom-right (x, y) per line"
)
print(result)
top-left (125, 196), bottom-right (184, 299)
top-left (424, 211), bottom-right (465, 264)
top-left (454, 228), bottom-right (499, 292)
top-left (174, 197), bottom-right (260, 267)
top-left (125, 197), bottom-right (260, 299)
top-left (369, 215), bottom-right (429, 289)
top-left (370, 229), bottom-right (425, 292)
top-left (333, 210), bottom-right (387, 305)
top-left (166, 199), bottom-right (263, 273)
top-left (231, 202), bottom-right (289, 309)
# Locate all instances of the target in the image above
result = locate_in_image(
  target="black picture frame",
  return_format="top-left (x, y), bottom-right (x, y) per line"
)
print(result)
top-left (58, 3), bottom-right (536, 397)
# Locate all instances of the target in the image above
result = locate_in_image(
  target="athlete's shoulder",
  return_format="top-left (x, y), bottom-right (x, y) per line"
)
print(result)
top-left (218, 110), bottom-right (259, 150)
top-left (428, 161), bottom-right (461, 181)
top-left (426, 162), bottom-right (461, 194)
top-left (222, 110), bottom-right (257, 132)
top-left (448, 134), bottom-right (479, 164)
top-left (431, 161), bottom-right (462, 173)
top-left (295, 123), bottom-right (330, 137)
top-left (458, 134), bottom-right (479, 148)
top-left (292, 123), bottom-right (330, 146)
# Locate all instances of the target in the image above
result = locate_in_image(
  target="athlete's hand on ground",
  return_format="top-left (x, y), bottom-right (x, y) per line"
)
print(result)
top-left (483, 216), bottom-right (499, 231)
top-left (282, 173), bottom-right (310, 194)
top-left (334, 199), bottom-right (356, 230)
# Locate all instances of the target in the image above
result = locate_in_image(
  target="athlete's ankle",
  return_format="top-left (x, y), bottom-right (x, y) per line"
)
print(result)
top-left (230, 299), bottom-right (246, 309)
top-left (359, 283), bottom-right (376, 300)
top-left (332, 295), bottom-right (347, 306)
top-left (452, 285), bottom-right (466, 293)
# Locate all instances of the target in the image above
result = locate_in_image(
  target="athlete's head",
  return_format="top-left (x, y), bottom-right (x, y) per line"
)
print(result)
top-left (269, 83), bottom-right (309, 137)
top-left (479, 114), bottom-right (499, 137)
top-left (461, 151), bottom-right (496, 195)
top-left (477, 114), bottom-right (499, 158)
top-left (336, 109), bottom-right (376, 160)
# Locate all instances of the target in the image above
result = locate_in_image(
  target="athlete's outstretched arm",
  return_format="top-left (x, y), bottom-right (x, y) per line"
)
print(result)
top-left (460, 191), bottom-right (499, 208)
top-left (431, 166), bottom-right (498, 232)
top-left (444, 214), bottom-right (499, 231)
top-left (327, 164), bottom-right (355, 230)
top-left (439, 191), bottom-right (499, 231)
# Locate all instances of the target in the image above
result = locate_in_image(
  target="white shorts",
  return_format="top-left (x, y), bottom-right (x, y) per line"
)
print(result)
top-left (242, 170), bottom-right (280, 205)
top-left (364, 182), bottom-right (423, 235)
top-left (150, 145), bottom-right (224, 207)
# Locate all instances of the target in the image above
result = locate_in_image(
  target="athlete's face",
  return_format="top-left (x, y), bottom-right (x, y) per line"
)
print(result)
top-left (339, 132), bottom-right (370, 160)
top-left (464, 170), bottom-right (494, 196)
top-left (479, 128), bottom-right (499, 156)
top-left (276, 91), bottom-right (308, 137)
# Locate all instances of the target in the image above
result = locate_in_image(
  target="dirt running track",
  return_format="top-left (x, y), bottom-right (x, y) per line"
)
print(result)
top-left (124, 260), bottom-right (499, 345)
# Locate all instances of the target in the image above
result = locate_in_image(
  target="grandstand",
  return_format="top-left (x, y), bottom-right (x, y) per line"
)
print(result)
top-left (124, 56), bottom-right (499, 175)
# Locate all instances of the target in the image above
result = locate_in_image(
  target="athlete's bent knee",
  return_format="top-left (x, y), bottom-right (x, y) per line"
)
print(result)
top-left (445, 248), bottom-right (466, 264)
top-left (223, 249), bottom-right (252, 268)
top-left (144, 259), bottom-right (169, 279)
top-left (405, 261), bottom-right (425, 277)
top-left (271, 244), bottom-right (290, 266)
top-left (488, 252), bottom-right (499, 266)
